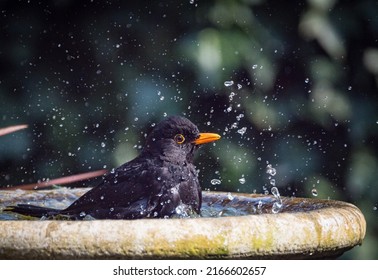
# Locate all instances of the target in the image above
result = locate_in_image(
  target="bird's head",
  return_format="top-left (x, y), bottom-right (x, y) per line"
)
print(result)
top-left (143, 116), bottom-right (221, 163)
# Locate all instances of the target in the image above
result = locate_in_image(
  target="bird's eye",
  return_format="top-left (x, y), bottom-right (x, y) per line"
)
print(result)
top-left (174, 134), bottom-right (185, 144)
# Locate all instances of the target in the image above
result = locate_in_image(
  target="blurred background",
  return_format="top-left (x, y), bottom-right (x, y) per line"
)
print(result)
top-left (0, 0), bottom-right (377, 259)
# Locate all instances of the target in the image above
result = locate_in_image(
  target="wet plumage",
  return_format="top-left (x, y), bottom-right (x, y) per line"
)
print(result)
top-left (7, 116), bottom-right (220, 219)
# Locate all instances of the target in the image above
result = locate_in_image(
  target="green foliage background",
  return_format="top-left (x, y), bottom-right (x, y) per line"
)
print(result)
top-left (1, 0), bottom-right (377, 259)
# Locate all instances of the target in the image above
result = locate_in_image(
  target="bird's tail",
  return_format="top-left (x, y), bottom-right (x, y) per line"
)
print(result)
top-left (4, 204), bottom-right (61, 218)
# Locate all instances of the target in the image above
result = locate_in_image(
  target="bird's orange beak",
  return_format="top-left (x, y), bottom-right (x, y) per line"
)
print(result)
top-left (192, 133), bottom-right (221, 145)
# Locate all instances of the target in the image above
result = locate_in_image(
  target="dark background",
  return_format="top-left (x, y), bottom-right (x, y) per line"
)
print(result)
top-left (0, 0), bottom-right (377, 259)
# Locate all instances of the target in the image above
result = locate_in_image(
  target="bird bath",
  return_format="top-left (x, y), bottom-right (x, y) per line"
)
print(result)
top-left (0, 188), bottom-right (366, 259)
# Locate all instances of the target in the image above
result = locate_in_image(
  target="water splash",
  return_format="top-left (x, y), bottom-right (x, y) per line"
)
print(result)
top-left (271, 187), bottom-right (282, 214)
top-left (269, 178), bottom-right (276, 186)
top-left (224, 80), bottom-right (234, 87)
top-left (237, 127), bottom-right (247, 136)
top-left (257, 200), bottom-right (263, 214)
top-left (266, 163), bottom-right (282, 213)
top-left (311, 188), bottom-right (318, 197)
top-left (175, 204), bottom-right (192, 218)
top-left (266, 164), bottom-right (276, 176)
top-left (227, 192), bottom-right (234, 200)
top-left (210, 179), bottom-right (221, 185)
top-left (238, 177), bottom-right (246, 184)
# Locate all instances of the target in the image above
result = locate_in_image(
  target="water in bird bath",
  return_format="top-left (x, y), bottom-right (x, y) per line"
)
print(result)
top-left (0, 186), bottom-right (328, 220)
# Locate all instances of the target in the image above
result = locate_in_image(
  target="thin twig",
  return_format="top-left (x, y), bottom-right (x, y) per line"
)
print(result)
top-left (3, 169), bottom-right (107, 190)
top-left (0, 124), bottom-right (28, 136)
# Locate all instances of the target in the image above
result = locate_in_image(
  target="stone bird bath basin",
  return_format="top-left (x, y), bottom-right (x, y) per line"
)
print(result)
top-left (0, 188), bottom-right (366, 259)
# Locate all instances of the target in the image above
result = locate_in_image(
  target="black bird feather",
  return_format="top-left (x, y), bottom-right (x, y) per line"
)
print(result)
top-left (6, 116), bottom-right (220, 219)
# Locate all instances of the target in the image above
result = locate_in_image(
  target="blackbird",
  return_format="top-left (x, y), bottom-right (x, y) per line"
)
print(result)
top-left (7, 116), bottom-right (221, 219)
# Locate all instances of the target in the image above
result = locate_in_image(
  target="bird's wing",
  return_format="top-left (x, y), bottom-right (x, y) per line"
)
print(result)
top-left (62, 158), bottom-right (159, 218)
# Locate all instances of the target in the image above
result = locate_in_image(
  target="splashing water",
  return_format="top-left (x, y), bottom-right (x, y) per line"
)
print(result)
top-left (266, 164), bottom-right (276, 176)
top-left (227, 192), bottom-right (234, 200)
top-left (211, 179), bottom-right (221, 185)
top-left (311, 188), bottom-right (318, 197)
top-left (175, 204), bottom-right (192, 218)
top-left (237, 127), bottom-right (247, 136)
top-left (271, 187), bottom-right (282, 214)
top-left (262, 185), bottom-right (269, 195)
top-left (269, 178), bottom-right (276, 186)
top-left (266, 163), bottom-right (282, 213)
top-left (224, 80), bottom-right (234, 87)
top-left (256, 200), bottom-right (263, 214)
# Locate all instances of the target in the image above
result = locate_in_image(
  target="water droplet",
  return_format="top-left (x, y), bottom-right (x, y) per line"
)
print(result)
top-left (236, 114), bottom-right (244, 121)
top-left (79, 211), bottom-right (86, 217)
top-left (229, 92), bottom-right (235, 101)
top-left (271, 186), bottom-right (280, 198)
top-left (237, 127), bottom-right (247, 136)
top-left (224, 80), bottom-right (234, 87)
top-left (239, 177), bottom-right (246, 184)
top-left (272, 201), bottom-right (282, 214)
top-left (266, 164), bottom-right (276, 176)
top-left (211, 179), bottom-right (221, 185)
top-left (348, 86), bottom-right (352, 90)
top-left (100, 196), bottom-right (104, 200)
top-left (305, 78), bottom-right (310, 83)
top-left (270, 178), bottom-right (276, 186)
top-left (175, 205), bottom-right (183, 215)
top-left (101, 142), bottom-right (106, 148)
top-left (227, 192), bottom-right (234, 200)
top-left (311, 188), bottom-right (318, 197)
top-left (237, 84), bottom-right (242, 90)
top-left (252, 64), bottom-right (258, 69)
top-left (257, 200), bottom-right (263, 210)
top-left (271, 187), bottom-right (282, 214)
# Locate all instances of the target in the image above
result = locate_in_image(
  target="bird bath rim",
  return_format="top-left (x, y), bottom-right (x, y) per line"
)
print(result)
top-left (0, 190), bottom-right (367, 259)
